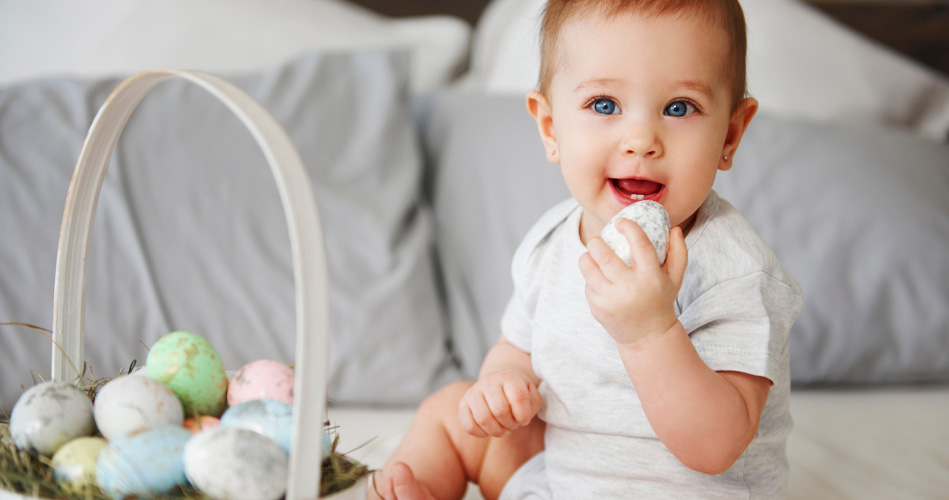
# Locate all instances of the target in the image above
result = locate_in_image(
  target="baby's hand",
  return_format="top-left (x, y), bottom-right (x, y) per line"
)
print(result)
top-left (458, 370), bottom-right (542, 438)
top-left (579, 218), bottom-right (688, 348)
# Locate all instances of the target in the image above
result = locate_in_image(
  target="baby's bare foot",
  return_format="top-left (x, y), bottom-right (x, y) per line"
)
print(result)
top-left (389, 462), bottom-right (437, 500)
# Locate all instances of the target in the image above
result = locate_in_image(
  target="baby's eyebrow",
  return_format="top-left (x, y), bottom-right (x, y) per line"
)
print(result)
top-left (573, 77), bottom-right (622, 92)
top-left (673, 80), bottom-right (713, 100)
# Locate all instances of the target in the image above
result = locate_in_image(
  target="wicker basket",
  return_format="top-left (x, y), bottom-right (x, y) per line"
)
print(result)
top-left (1, 70), bottom-right (365, 499)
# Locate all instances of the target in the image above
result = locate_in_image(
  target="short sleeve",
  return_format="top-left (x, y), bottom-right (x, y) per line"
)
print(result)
top-left (500, 198), bottom-right (579, 354)
top-left (678, 271), bottom-right (804, 383)
top-left (500, 230), bottom-right (539, 354)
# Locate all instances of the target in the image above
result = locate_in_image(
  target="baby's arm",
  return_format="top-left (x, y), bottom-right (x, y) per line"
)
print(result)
top-left (580, 219), bottom-right (770, 475)
top-left (458, 335), bottom-right (543, 438)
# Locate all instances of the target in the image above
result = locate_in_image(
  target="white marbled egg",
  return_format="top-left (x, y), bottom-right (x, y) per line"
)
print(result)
top-left (10, 381), bottom-right (95, 456)
top-left (184, 426), bottom-right (288, 500)
top-left (94, 374), bottom-right (184, 440)
top-left (601, 200), bottom-right (671, 266)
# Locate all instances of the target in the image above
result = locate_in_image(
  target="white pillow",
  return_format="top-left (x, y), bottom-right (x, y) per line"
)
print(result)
top-left (0, 0), bottom-right (471, 92)
top-left (460, 0), bottom-right (949, 142)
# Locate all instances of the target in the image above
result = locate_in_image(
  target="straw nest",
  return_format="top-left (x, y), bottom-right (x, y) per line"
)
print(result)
top-left (0, 323), bottom-right (369, 499)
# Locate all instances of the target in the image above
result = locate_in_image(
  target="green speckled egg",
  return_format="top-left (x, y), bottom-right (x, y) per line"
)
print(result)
top-left (146, 331), bottom-right (228, 417)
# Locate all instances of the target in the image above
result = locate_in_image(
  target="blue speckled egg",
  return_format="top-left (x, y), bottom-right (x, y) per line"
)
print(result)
top-left (220, 399), bottom-right (293, 454)
top-left (96, 425), bottom-right (192, 499)
top-left (219, 399), bottom-right (332, 456)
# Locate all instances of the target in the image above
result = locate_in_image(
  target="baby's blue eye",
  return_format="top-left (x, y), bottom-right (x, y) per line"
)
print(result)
top-left (664, 101), bottom-right (695, 117)
top-left (592, 98), bottom-right (619, 115)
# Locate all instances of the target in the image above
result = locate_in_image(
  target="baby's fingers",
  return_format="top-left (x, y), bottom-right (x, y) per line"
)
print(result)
top-left (588, 236), bottom-right (630, 277)
top-left (617, 218), bottom-right (660, 268)
top-left (485, 383), bottom-right (519, 431)
top-left (663, 227), bottom-right (688, 291)
top-left (579, 251), bottom-right (609, 291)
top-left (459, 393), bottom-right (504, 437)
top-left (459, 403), bottom-right (488, 438)
top-left (504, 380), bottom-right (541, 426)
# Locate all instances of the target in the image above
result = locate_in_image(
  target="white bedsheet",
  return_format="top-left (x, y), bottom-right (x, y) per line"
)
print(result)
top-left (330, 385), bottom-right (949, 500)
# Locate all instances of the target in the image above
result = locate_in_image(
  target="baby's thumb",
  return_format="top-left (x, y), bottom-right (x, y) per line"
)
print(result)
top-left (664, 227), bottom-right (688, 290)
top-left (529, 382), bottom-right (543, 416)
top-left (390, 462), bottom-right (432, 500)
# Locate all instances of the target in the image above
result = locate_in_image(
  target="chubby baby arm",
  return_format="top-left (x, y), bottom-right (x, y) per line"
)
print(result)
top-left (459, 335), bottom-right (543, 438)
top-left (580, 219), bottom-right (771, 475)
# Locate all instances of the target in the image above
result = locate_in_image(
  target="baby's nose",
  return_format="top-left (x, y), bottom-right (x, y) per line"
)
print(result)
top-left (621, 121), bottom-right (662, 157)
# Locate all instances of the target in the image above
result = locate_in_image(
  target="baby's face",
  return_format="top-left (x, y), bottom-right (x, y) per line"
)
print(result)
top-left (541, 10), bottom-right (740, 243)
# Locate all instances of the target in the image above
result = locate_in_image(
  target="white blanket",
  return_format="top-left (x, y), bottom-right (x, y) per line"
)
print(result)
top-left (330, 386), bottom-right (949, 500)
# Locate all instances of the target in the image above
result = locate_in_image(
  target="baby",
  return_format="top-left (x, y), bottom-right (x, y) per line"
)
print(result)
top-left (373, 0), bottom-right (803, 498)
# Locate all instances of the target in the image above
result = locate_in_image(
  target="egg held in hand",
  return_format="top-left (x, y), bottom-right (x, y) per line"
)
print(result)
top-left (600, 200), bottom-right (671, 266)
top-left (10, 381), bottom-right (95, 456)
top-left (146, 330), bottom-right (228, 417)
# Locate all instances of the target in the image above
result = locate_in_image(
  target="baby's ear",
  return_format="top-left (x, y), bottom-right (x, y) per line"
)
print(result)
top-left (720, 97), bottom-right (758, 171)
top-left (526, 91), bottom-right (560, 163)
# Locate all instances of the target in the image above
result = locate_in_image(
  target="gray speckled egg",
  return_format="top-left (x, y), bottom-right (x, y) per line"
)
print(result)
top-left (601, 200), bottom-right (671, 265)
top-left (184, 426), bottom-right (288, 500)
top-left (10, 381), bottom-right (95, 456)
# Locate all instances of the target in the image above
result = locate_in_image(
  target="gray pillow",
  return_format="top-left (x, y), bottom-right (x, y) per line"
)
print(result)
top-left (0, 49), bottom-right (459, 409)
top-left (419, 90), bottom-right (949, 385)
top-left (416, 92), bottom-right (570, 378)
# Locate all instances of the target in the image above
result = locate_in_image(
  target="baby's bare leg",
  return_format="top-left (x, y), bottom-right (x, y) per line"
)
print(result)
top-left (371, 381), bottom-right (545, 500)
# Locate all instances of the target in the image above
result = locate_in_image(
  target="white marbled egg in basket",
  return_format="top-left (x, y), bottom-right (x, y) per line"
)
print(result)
top-left (93, 374), bottom-right (184, 440)
top-left (184, 426), bottom-right (288, 500)
top-left (10, 381), bottom-right (95, 456)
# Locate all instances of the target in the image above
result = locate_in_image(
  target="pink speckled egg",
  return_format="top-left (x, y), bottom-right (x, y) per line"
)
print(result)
top-left (226, 360), bottom-right (294, 407)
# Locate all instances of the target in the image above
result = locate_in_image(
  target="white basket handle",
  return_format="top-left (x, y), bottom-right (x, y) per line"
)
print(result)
top-left (50, 70), bottom-right (329, 500)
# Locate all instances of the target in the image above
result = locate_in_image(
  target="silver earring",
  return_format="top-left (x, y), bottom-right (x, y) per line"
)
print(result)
top-left (723, 155), bottom-right (729, 161)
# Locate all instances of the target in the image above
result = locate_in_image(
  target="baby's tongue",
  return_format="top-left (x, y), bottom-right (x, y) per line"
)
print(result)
top-left (615, 178), bottom-right (661, 196)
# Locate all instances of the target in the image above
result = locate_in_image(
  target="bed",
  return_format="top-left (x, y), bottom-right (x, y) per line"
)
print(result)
top-left (1, 1), bottom-right (947, 499)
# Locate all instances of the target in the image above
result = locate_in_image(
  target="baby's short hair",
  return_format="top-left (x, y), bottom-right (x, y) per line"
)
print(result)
top-left (538, 0), bottom-right (749, 110)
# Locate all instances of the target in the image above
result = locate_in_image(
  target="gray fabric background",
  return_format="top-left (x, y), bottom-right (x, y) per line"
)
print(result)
top-left (0, 49), bottom-right (460, 409)
top-left (3, 62), bottom-right (948, 413)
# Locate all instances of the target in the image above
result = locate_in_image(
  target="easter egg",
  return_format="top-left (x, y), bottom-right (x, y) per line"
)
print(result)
top-left (227, 359), bottom-right (295, 406)
top-left (220, 399), bottom-right (293, 454)
top-left (51, 436), bottom-right (108, 490)
top-left (10, 381), bottom-right (95, 456)
top-left (95, 425), bottom-right (192, 500)
top-left (601, 200), bottom-right (671, 266)
top-left (183, 415), bottom-right (221, 434)
top-left (94, 375), bottom-right (184, 440)
top-left (184, 427), bottom-right (287, 500)
top-left (146, 331), bottom-right (228, 417)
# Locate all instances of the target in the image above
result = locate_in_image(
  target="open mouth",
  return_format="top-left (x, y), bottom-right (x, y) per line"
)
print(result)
top-left (611, 178), bottom-right (663, 201)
